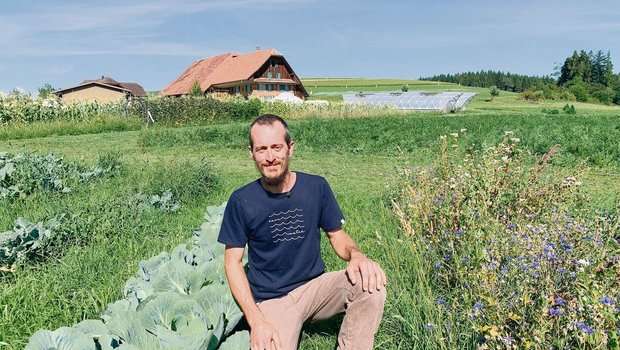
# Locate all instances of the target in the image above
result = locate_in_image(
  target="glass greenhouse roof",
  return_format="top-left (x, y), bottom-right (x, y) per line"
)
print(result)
top-left (342, 91), bottom-right (476, 112)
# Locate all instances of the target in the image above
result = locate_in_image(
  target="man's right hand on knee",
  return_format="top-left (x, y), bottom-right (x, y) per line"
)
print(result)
top-left (250, 318), bottom-right (282, 350)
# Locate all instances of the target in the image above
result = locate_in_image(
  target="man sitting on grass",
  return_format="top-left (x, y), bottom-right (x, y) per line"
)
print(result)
top-left (218, 114), bottom-right (387, 350)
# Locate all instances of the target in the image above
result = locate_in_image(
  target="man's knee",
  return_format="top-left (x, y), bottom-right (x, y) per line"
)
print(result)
top-left (350, 280), bottom-right (386, 310)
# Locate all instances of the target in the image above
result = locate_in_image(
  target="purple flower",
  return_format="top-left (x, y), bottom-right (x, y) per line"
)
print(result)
top-left (443, 253), bottom-right (451, 260)
top-left (473, 301), bottom-right (484, 310)
top-left (575, 322), bottom-right (595, 335)
top-left (599, 296), bottom-right (614, 306)
top-left (502, 336), bottom-right (514, 346)
top-left (507, 223), bottom-right (516, 230)
top-left (555, 296), bottom-right (566, 306)
top-left (424, 323), bottom-right (437, 330)
top-left (454, 229), bottom-right (464, 236)
top-left (460, 257), bottom-right (470, 263)
top-left (557, 268), bottom-right (566, 274)
top-left (549, 307), bottom-right (564, 316)
top-left (444, 322), bottom-right (453, 330)
top-left (436, 298), bottom-right (446, 306)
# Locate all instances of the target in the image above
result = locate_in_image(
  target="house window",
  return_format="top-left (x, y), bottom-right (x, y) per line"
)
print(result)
top-left (267, 72), bottom-right (273, 79)
top-left (279, 85), bottom-right (286, 91)
top-left (276, 72), bottom-right (281, 79)
top-left (257, 84), bottom-right (262, 91)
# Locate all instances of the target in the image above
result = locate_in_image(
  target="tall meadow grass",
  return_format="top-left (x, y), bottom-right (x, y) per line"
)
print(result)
top-left (391, 131), bottom-right (619, 349)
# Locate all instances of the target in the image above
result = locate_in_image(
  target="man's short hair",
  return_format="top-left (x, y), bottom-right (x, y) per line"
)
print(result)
top-left (249, 114), bottom-right (291, 149)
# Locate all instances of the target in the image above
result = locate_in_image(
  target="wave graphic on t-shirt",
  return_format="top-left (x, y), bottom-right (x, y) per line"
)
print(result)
top-left (268, 208), bottom-right (301, 218)
top-left (270, 219), bottom-right (304, 227)
top-left (269, 208), bottom-right (305, 243)
top-left (273, 229), bottom-right (305, 238)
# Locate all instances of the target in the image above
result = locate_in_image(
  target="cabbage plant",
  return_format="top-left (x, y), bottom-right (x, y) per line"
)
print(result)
top-left (26, 203), bottom-right (249, 349)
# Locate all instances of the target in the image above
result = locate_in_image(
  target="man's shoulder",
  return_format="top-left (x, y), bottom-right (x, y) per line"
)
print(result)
top-left (296, 172), bottom-right (328, 184)
top-left (230, 179), bottom-right (263, 199)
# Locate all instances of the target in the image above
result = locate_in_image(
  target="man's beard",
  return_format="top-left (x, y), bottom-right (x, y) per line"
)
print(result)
top-left (261, 167), bottom-right (287, 186)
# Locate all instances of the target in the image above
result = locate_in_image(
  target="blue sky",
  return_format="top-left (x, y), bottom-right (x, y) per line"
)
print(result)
top-left (1, 0), bottom-right (619, 93)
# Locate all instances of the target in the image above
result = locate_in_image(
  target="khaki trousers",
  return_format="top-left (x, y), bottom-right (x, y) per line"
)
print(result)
top-left (256, 270), bottom-right (386, 350)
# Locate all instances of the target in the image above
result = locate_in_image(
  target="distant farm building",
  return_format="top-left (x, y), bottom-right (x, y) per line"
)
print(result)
top-left (342, 91), bottom-right (476, 113)
top-left (162, 48), bottom-right (308, 100)
top-left (54, 76), bottom-right (147, 104)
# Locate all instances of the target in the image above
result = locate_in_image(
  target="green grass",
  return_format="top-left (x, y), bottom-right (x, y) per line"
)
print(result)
top-left (1, 87), bottom-right (619, 349)
top-left (0, 115), bottom-right (142, 141)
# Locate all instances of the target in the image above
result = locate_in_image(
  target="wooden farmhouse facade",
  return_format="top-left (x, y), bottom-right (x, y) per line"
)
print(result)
top-left (161, 48), bottom-right (308, 100)
top-left (54, 76), bottom-right (147, 104)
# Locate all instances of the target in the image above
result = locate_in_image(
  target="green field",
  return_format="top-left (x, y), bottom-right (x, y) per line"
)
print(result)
top-left (1, 79), bottom-right (619, 349)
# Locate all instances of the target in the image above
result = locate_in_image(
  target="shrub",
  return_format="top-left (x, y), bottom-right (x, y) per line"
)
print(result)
top-left (489, 86), bottom-right (499, 101)
top-left (129, 96), bottom-right (261, 125)
top-left (563, 104), bottom-right (577, 115)
top-left (559, 90), bottom-right (577, 102)
top-left (568, 82), bottom-right (591, 102)
top-left (520, 90), bottom-right (544, 102)
top-left (391, 131), bottom-right (619, 349)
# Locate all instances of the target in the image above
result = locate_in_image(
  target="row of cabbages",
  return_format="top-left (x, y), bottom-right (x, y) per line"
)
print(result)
top-left (26, 203), bottom-right (249, 350)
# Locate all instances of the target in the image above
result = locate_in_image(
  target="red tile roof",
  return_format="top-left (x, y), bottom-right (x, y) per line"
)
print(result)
top-left (162, 48), bottom-right (290, 96)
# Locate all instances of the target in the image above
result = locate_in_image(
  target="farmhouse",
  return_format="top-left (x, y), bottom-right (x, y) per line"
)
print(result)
top-left (54, 76), bottom-right (147, 104)
top-left (162, 48), bottom-right (308, 100)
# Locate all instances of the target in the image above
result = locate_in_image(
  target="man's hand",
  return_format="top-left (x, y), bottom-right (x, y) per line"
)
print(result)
top-left (250, 319), bottom-right (282, 350)
top-left (346, 251), bottom-right (387, 293)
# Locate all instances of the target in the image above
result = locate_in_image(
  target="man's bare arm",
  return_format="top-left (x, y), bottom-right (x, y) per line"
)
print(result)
top-left (326, 229), bottom-right (387, 293)
top-left (224, 245), bottom-right (282, 350)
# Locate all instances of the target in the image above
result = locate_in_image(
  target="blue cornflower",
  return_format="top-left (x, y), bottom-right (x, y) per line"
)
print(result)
top-left (555, 296), bottom-right (566, 306)
top-left (460, 257), bottom-right (470, 263)
top-left (473, 301), bottom-right (484, 310)
top-left (444, 323), bottom-right (453, 330)
top-left (576, 322), bottom-right (595, 335)
top-left (436, 297), bottom-right (446, 306)
top-left (424, 323), bottom-right (437, 330)
top-left (599, 296), bottom-right (614, 306)
top-left (549, 307), bottom-right (564, 316)
top-left (557, 268), bottom-right (566, 274)
top-left (454, 229), bottom-right (464, 236)
top-left (507, 223), bottom-right (516, 230)
top-left (434, 261), bottom-right (442, 268)
top-left (443, 253), bottom-right (451, 260)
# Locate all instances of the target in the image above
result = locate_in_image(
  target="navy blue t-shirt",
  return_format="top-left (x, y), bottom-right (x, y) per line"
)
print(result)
top-left (217, 172), bottom-right (345, 301)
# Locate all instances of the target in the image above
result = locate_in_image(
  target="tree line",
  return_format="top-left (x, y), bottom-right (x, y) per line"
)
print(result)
top-left (420, 71), bottom-right (555, 93)
top-left (421, 50), bottom-right (620, 105)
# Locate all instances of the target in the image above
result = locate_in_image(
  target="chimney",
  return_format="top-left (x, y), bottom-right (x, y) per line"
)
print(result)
top-left (255, 46), bottom-right (260, 51)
